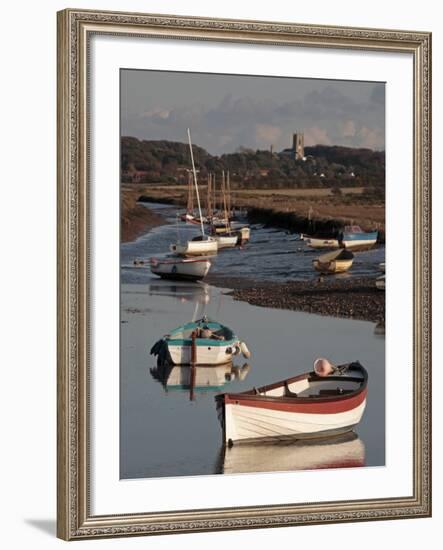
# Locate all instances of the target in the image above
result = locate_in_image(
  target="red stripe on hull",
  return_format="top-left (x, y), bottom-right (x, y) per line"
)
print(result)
top-left (224, 388), bottom-right (367, 415)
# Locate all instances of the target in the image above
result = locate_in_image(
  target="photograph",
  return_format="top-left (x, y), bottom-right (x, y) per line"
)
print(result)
top-left (119, 69), bottom-right (386, 480)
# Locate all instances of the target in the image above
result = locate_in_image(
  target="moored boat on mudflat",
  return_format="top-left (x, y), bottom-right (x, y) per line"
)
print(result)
top-left (171, 129), bottom-right (218, 257)
top-left (305, 236), bottom-right (340, 249)
top-left (215, 234), bottom-right (238, 249)
top-left (150, 255), bottom-right (211, 281)
top-left (339, 225), bottom-right (378, 251)
top-left (235, 225), bottom-right (250, 245)
top-left (313, 249), bottom-right (354, 274)
top-left (215, 359), bottom-right (367, 445)
top-left (170, 234), bottom-right (218, 256)
top-left (151, 316), bottom-right (251, 366)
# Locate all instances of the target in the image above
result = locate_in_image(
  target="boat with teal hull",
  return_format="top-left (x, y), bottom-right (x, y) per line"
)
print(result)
top-left (339, 225), bottom-right (378, 251)
top-left (150, 316), bottom-right (251, 366)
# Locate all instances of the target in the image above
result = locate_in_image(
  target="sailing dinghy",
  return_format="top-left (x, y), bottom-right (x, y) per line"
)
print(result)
top-left (171, 129), bottom-right (218, 257)
top-left (215, 359), bottom-right (367, 445)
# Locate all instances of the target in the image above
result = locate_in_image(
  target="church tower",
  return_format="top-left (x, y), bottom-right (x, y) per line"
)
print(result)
top-left (292, 132), bottom-right (305, 160)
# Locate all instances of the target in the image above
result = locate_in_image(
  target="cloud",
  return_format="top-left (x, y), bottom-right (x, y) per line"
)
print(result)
top-left (357, 126), bottom-right (384, 149)
top-left (255, 124), bottom-right (282, 146)
top-left (304, 127), bottom-right (332, 146)
top-left (342, 120), bottom-right (356, 138)
top-left (141, 108), bottom-right (171, 120)
top-left (122, 84), bottom-right (385, 153)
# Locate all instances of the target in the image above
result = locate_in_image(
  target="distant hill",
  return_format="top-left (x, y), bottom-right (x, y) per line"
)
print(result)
top-left (121, 136), bottom-right (385, 189)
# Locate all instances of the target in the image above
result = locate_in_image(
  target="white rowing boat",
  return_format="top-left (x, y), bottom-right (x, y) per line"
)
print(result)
top-left (313, 249), bottom-right (354, 274)
top-left (306, 236), bottom-right (340, 249)
top-left (215, 234), bottom-right (238, 249)
top-left (216, 359), bottom-right (367, 445)
top-left (170, 235), bottom-right (218, 256)
top-left (150, 255), bottom-right (211, 281)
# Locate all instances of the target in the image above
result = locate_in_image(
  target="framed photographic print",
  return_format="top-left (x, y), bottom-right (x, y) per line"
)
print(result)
top-left (57, 8), bottom-right (431, 540)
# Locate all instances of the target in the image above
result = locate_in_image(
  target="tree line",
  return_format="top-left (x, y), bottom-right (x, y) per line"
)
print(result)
top-left (121, 136), bottom-right (385, 190)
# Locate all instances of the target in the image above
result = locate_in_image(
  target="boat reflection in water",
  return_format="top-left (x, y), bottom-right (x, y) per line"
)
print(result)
top-left (220, 431), bottom-right (365, 474)
top-left (150, 362), bottom-right (251, 393)
top-left (148, 280), bottom-right (210, 305)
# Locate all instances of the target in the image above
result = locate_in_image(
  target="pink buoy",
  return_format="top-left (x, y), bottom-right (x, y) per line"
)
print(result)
top-left (313, 357), bottom-right (335, 377)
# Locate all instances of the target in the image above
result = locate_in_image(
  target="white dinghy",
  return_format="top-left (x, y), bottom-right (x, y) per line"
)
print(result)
top-left (149, 255), bottom-right (211, 281)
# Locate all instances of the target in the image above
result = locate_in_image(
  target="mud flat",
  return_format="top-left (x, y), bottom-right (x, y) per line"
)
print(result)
top-left (121, 189), bottom-right (167, 242)
top-left (205, 274), bottom-right (385, 323)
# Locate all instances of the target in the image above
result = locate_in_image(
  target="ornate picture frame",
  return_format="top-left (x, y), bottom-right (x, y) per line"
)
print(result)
top-left (57, 8), bottom-right (431, 540)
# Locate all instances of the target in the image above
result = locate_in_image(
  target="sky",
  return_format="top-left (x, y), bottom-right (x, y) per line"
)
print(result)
top-left (121, 69), bottom-right (385, 155)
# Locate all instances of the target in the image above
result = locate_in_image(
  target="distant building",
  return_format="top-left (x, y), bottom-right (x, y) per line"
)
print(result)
top-left (293, 132), bottom-right (305, 160)
top-left (279, 132), bottom-right (306, 160)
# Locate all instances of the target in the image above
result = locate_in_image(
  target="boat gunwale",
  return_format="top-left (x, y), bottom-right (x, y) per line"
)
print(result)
top-left (167, 337), bottom-right (238, 347)
top-left (166, 318), bottom-right (238, 347)
top-left (150, 256), bottom-right (212, 265)
top-left (216, 365), bottom-right (368, 405)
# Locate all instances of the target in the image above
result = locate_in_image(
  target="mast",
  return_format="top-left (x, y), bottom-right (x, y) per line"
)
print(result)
top-left (226, 170), bottom-right (231, 219)
top-left (222, 170), bottom-right (229, 231)
top-left (212, 173), bottom-right (217, 217)
top-left (187, 128), bottom-right (205, 236)
top-left (206, 173), bottom-right (213, 220)
top-left (186, 170), bottom-right (194, 214)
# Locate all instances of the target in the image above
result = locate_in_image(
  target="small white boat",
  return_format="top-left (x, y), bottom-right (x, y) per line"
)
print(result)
top-left (216, 359), bottom-right (367, 445)
top-left (379, 262), bottom-right (385, 273)
top-left (151, 316), bottom-right (251, 366)
top-left (235, 226), bottom-right (250, 244)
top-left (376, 274), bottom-right (385, 290)
top-left (313, 249), bottom-right (354, 274)
top-left (215, 234), bottom-right (238, 249)
top-left (221, 431), bottom-right (365, 474)
top-left (306, 236), bottom-right (340, 249)
top-left (339, 225), bottom-right (378, 251)
top-left (170, 235), bottom-right (218, 256)
top-left (150, 255), bottom-right (211, 281)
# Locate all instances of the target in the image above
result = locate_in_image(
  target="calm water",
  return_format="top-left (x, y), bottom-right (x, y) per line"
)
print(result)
top-left (120, 204), bottom-right (385, 479)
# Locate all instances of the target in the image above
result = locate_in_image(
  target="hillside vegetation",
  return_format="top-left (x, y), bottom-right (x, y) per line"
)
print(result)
top-left (121, 137), bottom-right (385, 191)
